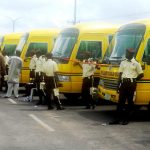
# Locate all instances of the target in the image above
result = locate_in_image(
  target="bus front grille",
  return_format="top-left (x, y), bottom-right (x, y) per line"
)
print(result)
top-left (99, 79), bottom-right (118, 90)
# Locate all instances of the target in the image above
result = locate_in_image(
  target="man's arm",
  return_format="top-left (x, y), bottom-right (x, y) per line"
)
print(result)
top-left (117, 72), bottom-right (122, 93)
top-left (73, 59), bottom-right (82, 69)
top-left (136, 73), bottom-right (144, 81)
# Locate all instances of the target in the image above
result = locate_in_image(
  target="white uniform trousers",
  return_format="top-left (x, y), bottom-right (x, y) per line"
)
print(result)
top-left (6, 82), bottom-right (19, 97)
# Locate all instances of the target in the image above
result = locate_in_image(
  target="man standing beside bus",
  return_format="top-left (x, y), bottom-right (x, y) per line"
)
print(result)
top-left (4, 51), bottom-right (22, 98)
top-left (109, 48), bottom-right (144, 125)
top-left (42, 53), bottom-right (64, 110)
top-left (74, 56), bottom-right (97, 109)
top-left (34, 51), bottom-right (46, 105)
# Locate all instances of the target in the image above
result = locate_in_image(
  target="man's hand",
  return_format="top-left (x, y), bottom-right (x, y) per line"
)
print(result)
top-left (57, 82), bottom-right (63, 87)
top-left (73, 61), bottom-right (79, 66)
top-left (116, 87), bottom-right (120, 93)
top-left (116, 83), bottom-right (121, 93)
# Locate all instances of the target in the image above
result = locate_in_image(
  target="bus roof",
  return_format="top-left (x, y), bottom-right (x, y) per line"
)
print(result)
top-left (64, 22), bottom-right (120, 34)
top-left (3, 32), bottom-right (23, 40)
top-left (28, 28), bottom-right (60, 36)
top-left (121, 18), bottom-right (150, 28)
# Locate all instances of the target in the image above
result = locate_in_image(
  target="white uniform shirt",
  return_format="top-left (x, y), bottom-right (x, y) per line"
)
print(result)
top-left (82, 60), bottom-right (96, 78)
top-left (42, 59), bottom-right (58, 77)
top-left (29, 55), bottom-right (37, 70)
top-left (35, 56), bottom-right (46, 73)
top-left (8, 56), bottom-right (23, 83)
top-left (4, 55), bottom-right (9, 66)
top-left (119, 58), bottom-right (143, 79)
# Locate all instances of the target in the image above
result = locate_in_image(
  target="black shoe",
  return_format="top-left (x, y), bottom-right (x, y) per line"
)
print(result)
top-left (57, 107), bottom-right (65, 110)
top-left (92, 105), bottom-right (96, 109)
top-left (42, 101), bottom-right (47, 105)
top-left (36, 102), bottom-right (42, 105)
top-left (48, 106), bottom-right (54, 110)
top-left (3, 96), bottom-right (10, 98)
top-left (85, 106), bottom-right (91, 109)
top-left (121, 120), bottom-right (129, 125)
top-left (109, 119), bottom-right (120, 125)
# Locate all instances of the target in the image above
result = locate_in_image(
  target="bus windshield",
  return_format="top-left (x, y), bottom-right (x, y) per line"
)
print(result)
top-left (52, 28), bottom-right (79, 63)
top-left (16, 33), bottom-right (29, 53)
top-left (103, 23), bottom-right (146, 64)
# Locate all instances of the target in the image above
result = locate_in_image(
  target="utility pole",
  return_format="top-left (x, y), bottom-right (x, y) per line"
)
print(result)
top-left (73, 0), bottom-right (77, 24)
top-left (6, 17), bottom-right (21, 32)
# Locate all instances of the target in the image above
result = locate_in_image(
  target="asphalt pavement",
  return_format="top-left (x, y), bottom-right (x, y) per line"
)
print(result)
top-left (0, 91), bottom-right (150, 150)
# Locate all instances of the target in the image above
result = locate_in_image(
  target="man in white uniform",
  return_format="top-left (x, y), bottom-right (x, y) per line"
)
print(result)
top-left (29, 51), bottom-right (37, 80)
top-left (34, 51), bottom-right (46, 105)
top-left (109, 48), bottom-right (144, 125)
top-left (42, 53), bottom-right (64, 110)
top-left (81, 58), bottom-right (97, 109)
top-left (4, 51), bottom-right (22, 98)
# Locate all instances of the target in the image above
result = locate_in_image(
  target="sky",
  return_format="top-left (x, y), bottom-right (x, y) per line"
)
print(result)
top-left (0, 0), bottom-right (150, 34)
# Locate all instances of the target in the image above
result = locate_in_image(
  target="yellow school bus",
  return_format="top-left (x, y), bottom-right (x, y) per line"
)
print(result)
top-left (1, 32), bottom-right (23, 56)
top-left (52, 22), bottom-right (119, 99)
top-left (98, 19), bottom-right (150, 106)
top-left (17, 29), bottom-right (60, 84)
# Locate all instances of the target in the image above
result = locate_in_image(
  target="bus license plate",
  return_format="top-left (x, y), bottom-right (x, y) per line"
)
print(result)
top-left (105, 94), bottom-right (111, 100)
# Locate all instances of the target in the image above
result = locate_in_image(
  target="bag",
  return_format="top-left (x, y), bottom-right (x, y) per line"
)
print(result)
top-left (90, 87), bottom-right (98, 96)
top-left (53, 88), bottom-right (59, 96)
top-left (40, 82), bottom-right (45, 90)
top-left (90, 86), bottom-right (99, 101)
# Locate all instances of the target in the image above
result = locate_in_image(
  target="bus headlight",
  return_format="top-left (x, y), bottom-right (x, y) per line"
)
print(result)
top-left (57, 75), bottom-right (71, 82)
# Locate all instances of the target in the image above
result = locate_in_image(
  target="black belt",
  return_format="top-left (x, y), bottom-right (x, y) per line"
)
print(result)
top-left (122, 78), bottom-right (136, 83)
top-left (84, 75), bottom-right (93, 79)
top-left (35, 72), bottom-right (42, 76)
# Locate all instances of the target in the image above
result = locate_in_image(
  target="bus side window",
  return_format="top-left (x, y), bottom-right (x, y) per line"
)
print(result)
top-left (4, 44), bottom-right (17, 56)
top-left (76, 41), bottom-right (86, 60)
top-left (76, 41), bottom-right (102, 61)
top-left (142, 39), bottom-right (150, 64)
top-left (25, 43), bottom-right (48, 57)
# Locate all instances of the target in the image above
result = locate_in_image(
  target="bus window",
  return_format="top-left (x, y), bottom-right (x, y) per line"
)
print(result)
top-left (25, 43), bottom-right (48, 57)
top-left (4, 44), bottom-right (17, 56)
top-left (76, 41), bottom-right (102, 61)
top-left (52, 28), bottom-right (79, 62)
top-left (142, 39), bottom-right (150, 63)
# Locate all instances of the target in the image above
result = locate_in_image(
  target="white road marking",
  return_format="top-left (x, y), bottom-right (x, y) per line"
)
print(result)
top-left (8, 98), bottom-right (17, 104)
top-left (29, 114), bottom-right (55, 132)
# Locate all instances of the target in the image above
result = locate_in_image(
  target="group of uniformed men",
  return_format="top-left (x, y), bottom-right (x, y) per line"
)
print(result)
top-left (0, 48), bottom-right (144, 125)
top-left (28, 50), bottom-right (64, 110)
